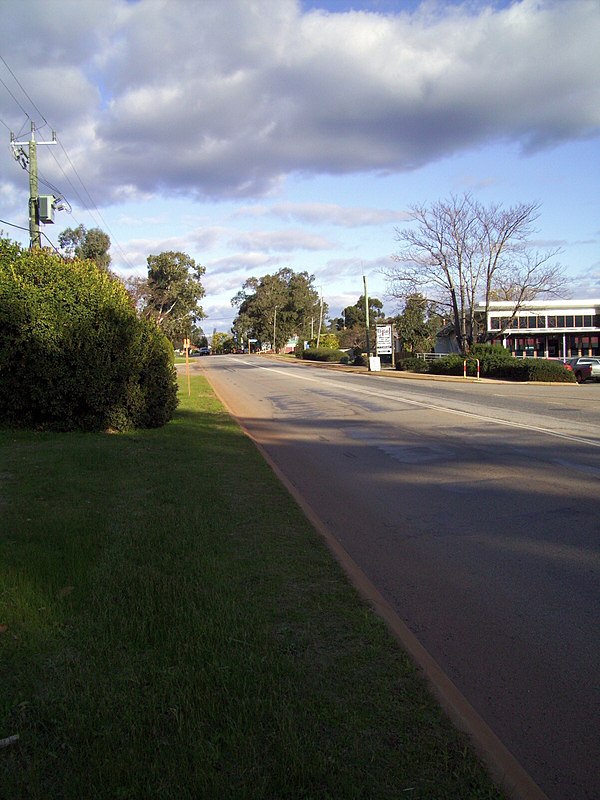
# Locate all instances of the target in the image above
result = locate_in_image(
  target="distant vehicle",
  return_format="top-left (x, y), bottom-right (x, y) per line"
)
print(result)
top-left (198, 347), bottom-right (211, 356)
top-left (561, 358), bottom-right (593, 383)
top-left (564, 356), bottom-right (600, 382)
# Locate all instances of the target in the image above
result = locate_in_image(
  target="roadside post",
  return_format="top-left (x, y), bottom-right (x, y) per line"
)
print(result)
top-left (183, 337), bottom-right (191, 395)
top-left (463, 358), bottom-right (480, 380)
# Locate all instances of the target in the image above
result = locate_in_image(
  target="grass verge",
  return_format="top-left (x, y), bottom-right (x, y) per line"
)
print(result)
top-left (1, 375), bottom-right (504, 799)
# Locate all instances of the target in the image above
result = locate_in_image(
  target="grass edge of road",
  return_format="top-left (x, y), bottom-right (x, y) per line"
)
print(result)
top-left (1, 374), bottom-right (504, 799)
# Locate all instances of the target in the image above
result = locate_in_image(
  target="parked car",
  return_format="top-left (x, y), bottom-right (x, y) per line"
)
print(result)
top-left (198, 347), bottom-right (211, 356)
top-left (564, 356), bottom-right (600, 382)
top-left (562, 358), bottom-right (593, 383)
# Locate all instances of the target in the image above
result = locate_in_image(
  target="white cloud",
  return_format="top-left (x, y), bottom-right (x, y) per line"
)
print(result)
top-left (230, 229), bottom-right (336, 251)
top-left (1, 0), bottom-right (598, 204)
top-left (235, 202), bottom-right (411, 226)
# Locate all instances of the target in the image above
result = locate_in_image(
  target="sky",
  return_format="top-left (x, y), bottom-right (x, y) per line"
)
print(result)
top-left (1, 0), bottom-right (599, 332)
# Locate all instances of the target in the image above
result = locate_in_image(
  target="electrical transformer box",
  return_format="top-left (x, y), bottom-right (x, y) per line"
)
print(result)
top-left (38, 195), bottom-right (55, 224)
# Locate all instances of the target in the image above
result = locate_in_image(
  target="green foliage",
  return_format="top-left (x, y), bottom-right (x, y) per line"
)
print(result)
top-left (491, 358), bottom-right (575, 382)
top-left (395, 357), bottom-right (430, 373)
top-left (428, 354), bottom-right (465, 376)
top-left (0, 238), bottom-right (177, 431)
top-left (394, 293), bottom-right (442, 353)
top-left (144, 251), bottom-right (206, 345)
top-left (317, 332), bottom-right (339, 350)
top-left (232, 268), bottom-right (323, 351)
top-left (334, 295), bottom-right (385, 331)
top-left (468, 344), bottom-right (514, 376)
top-left (211, 331), bottom-right (235, 354)
top-left (58, 224), bottom-right (111, 271)
top-left (302, 348), bottom-right (347, 363)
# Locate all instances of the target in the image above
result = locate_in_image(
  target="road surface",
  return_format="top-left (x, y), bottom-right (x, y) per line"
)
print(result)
top-left (193, 355), bottom-right (600, 800)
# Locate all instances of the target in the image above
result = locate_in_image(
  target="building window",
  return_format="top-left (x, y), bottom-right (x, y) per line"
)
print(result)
top-left (490, 317), bottom-right (500, 330)
top-left (557, 316), bottom-right (565, 327)
top-left (548, 316), bottom-right (557, 328)
top-left (575, 315), bottom-right (584, 327)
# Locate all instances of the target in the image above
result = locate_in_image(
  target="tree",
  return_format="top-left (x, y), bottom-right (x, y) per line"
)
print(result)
top-left (0, 236), bottom-right (177, 431)
top-left (334, 295), bottom-right (385, 331)
top-left (211, 331), bottom-right (235, 354)
top-left (384, 194), bottom-right (565, 353)
top-left (333, 295), bottom-right (386, 351)
top-left (232, 268), bottom-right (324, 352)
top-left (394, 293), bottom-right (443, 353)
top-left (58, 224), bottom-right (111, 271)
top-left (143, 251), bottom-right (206, 346)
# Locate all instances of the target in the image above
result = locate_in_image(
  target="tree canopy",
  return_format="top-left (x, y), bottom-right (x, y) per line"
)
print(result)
top-left (141, 251), bottom-right (206, 346)
top-left (384, 194), bottom-right (566, 353)
top-left (332, 295), bottom-right (386, 351)
top-left (58, 224), bottom-right (111, 271)
top-left (333, 295), bottom-right (385, 331)
top-left (394, 293), bottom-right (443, 354)
top-left (232, 268), bottom-right (324, 351)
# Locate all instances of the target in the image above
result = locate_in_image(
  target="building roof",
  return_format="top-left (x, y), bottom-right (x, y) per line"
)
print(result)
top-left (478, 299), bottom-right (600, 311)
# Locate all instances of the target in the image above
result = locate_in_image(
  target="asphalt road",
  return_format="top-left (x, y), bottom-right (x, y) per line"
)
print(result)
top-left (193, 355), bottom-right (600, 800)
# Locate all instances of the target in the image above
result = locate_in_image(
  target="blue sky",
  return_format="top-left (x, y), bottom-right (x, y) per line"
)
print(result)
top-left (1, 0), bottom-right (599, 332)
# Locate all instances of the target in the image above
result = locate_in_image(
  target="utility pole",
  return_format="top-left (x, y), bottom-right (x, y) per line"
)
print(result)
top-left (363, 275), bottom-right (371, 363)
top-left (273, 305), bottom-right (277, 353)
top-left (316, 287), bottom-right (324, 348)
top-left (10, 121), bottom-right (57, 249)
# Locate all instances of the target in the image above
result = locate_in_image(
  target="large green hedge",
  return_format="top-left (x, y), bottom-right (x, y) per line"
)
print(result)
top-left (301, 347), bottom-right (348, 363)
top-left (398, 345), bottom-right (575, 382)
top-left (0, 239), bottom-right (178, 431)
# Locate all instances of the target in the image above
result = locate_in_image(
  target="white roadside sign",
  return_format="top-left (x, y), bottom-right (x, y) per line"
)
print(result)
top-left (376, 324), bottom-right (393, 355)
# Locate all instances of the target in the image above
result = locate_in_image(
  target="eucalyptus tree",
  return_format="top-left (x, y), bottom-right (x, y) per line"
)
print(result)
top-left (142, 251), bottom-right (206, 346)
top-left (58, 224), bottom-right (111, 271)
top-left (232, 268), bottom-right (323, 351)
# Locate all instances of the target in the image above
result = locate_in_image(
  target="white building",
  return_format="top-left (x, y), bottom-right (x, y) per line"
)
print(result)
top-left (480, 299), bottom-right (600, 358)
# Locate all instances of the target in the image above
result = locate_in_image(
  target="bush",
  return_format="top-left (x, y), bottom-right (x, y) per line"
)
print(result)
top-left (0, 239), bottom-right (178, 431)
top-left (317, 333), bottom-right (340, 350)
top-left (301, 347), bottom-right (347, 363)
top-left (395, 357), bottom-right (430, 373)
top-left (428, 354), bottom-right (465, 376)
top-left (492, 358), bottom-right (575, 383)
top-left (468, 344), bottom-right (513, 376)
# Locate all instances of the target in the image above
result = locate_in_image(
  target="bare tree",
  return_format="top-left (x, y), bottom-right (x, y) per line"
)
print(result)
top-left (384, 194), bottom-right (566, 353)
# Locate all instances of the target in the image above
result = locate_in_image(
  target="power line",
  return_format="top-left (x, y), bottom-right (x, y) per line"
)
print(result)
top-left (0, 217), bottom-right (63, 256)
top-left (0, 56), bottom-right (136, 270)
top-left (0, 54), bottom-right (48, 128)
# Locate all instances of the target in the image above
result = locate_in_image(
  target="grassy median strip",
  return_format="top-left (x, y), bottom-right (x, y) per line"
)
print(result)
top-left (1, 375), bottom-right (503, 800)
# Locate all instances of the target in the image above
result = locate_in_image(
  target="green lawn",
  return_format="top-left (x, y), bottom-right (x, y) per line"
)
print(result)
top-left (0, 375), bottom-right (504, 799)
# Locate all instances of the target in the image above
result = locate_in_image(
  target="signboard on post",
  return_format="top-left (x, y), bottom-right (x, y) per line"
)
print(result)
top-left (376, 324), bottom-right (393, 355)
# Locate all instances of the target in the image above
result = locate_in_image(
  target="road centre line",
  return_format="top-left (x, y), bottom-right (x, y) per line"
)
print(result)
top-left (238, 359), bottom-right (600, 449)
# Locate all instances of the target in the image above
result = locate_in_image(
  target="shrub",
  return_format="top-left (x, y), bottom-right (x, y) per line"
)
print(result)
top-left (0, 239), bottom-right (178, 431)
top-left (317, 333), bottom-right (340, 350)
top-left (468, 343), bottom-right (513, 376)
top-left (428, 354), bottom-right (465, 376)
top-left (301, 347), bottom-right (347, 363)
top-left (395, 357), bottom-right (430, 373)
top-left (492, 358), bottom-right (575, 383)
